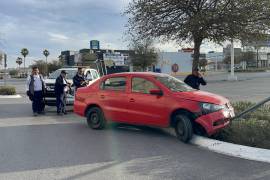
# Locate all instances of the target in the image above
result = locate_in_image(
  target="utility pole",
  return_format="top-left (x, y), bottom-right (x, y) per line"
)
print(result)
top-left (4, 54), bottom-right (7, 86)
top-left (228, 39), bottom-right (237, 81)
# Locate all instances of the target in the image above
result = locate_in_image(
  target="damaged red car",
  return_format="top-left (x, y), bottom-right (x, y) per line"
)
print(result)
top-left (74, 72), bottom-right (235, 143)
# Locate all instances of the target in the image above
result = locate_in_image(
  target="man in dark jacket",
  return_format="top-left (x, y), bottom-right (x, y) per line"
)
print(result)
top-left (55, 70), bottom-right (70, 115)
top-left (73, 67), bottom-right (87, 91)
top-left (26, 66), bottom-right (46, 116)
top-left (184, 68), bottom-right (207, 90)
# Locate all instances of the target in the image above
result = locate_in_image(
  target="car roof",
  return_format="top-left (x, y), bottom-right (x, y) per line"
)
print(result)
top-left (106, 72), bottom-right (170, 77)
top-left (58, 68), bottom-right (97, 71)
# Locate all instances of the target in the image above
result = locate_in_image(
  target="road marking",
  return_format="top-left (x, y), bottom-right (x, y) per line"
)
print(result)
top-left (0, 95), bottom-right (22, 99)
top-left (0, 116), bottom-right (83, 128)
top-left (0, 157), bottom-right (161, 180)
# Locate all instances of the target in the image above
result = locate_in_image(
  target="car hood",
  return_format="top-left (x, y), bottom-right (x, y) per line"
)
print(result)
top-left (174, 90), bottom-right (228, 105)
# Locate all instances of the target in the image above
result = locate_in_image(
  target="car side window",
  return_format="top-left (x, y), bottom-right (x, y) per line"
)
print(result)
top-left (101, 77), bottom-right (126, 91)
top-left (132, 77), bottom-right (159, 94)
top-left (91, 70), bottom-right (98, 79)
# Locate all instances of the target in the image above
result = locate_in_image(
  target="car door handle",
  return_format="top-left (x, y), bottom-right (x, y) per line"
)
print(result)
top-left (100, 95), bottom-right (105, 99)
top-left (129, 98), bottom-right (135, 103)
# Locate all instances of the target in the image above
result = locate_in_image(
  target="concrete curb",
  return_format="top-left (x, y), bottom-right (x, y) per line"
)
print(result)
top-left (0, 95), bottom-right (22, 99)
top-left (191, 135), bottom-right (270, 164)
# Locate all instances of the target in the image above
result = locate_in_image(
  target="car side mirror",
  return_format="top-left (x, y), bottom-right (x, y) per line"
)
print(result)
top-left (149, 89), bottom-right (163, 96)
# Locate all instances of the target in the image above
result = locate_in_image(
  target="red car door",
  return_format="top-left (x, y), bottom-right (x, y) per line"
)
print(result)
top-left (98, 76), bottom-right (129, 122)
top-left (126, 76), bottom-right (170, 127)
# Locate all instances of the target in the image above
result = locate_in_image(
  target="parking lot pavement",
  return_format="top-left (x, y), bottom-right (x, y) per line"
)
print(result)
top-left (0, 97), bottom-right (270, 180)
top-left (201, 77), bottom-right (270, 102)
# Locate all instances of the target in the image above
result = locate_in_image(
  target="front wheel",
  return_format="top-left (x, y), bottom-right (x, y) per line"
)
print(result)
top-left (86, 107), bottom-right (106, 129)
top-left (174, 115), bottom-right (193, 143)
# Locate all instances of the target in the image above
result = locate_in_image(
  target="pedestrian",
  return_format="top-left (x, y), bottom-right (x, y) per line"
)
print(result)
top-left (73, 67), bottom-right (87, 91)
top-left (55, 70), bottom-right (70, 115)
top-left (184, 68), bottom-right (207, 90)
top-left (26, 66), bottom-right (46, 116)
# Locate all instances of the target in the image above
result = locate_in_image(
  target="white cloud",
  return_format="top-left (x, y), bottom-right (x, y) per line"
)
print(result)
top-left (48, 32), bottom-right (69, 41)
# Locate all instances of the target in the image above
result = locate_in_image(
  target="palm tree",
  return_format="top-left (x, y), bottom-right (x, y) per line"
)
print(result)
top-left (16, 57), bottom-right (23, 71)
top-left (21, 48), bottom-right (29, 75)
top-left (43, 49), bottom-right (50, 76)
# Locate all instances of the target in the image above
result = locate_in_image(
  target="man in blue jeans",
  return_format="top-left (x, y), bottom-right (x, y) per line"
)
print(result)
top-left (26, 66), bottom-right (46, 116)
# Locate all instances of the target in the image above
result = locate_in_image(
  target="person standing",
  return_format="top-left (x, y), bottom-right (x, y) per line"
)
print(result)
top-left (54, 70), bottom-right (70, 115)
top-left (184, 68), bottom-right (207, 90)
top-left (73, 67), bottom-right (87, 91)
top-left (26, 66), bottom-right (46, 116)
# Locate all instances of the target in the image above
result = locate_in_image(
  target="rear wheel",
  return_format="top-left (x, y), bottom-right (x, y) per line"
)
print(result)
top-left (174, 114), bottom-right (193, 143)
top-left (86, 107), bottom-right (106, 129)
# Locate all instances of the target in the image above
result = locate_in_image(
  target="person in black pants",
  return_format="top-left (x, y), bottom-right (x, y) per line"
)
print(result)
top-left (184, 68), bottom-right (207, 90)
top-left (26, 66), bottom-right (46, 116)
top-left (54, 70), bottom-right (70, 115)
top-left (73, 67), bottom-right (87, 91)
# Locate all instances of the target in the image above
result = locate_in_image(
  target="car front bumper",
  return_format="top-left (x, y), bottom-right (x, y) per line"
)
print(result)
top-left (195, 108), bottom-right (235, 136)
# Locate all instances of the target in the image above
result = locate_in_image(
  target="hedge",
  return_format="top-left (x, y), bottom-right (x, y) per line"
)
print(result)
top-left (0, 86), bottom-right (16, 95)
top-left (213, 101), bottom-right (270, 149)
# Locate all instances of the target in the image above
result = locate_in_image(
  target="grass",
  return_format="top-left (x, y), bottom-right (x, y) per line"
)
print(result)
top-left (212, 101), bottom-right (270, 149)
top-left (0, 86), bottom-right (16, 95)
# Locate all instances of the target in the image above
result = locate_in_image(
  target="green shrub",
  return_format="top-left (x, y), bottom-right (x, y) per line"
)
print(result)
top-left (9, 70), bottom-right (19, 76)
top-left (0, 86), bottom-right (16, 95)
top-left (213, 101), bottom-right (270, 149)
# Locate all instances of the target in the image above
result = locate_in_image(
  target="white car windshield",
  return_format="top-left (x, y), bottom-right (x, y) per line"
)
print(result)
top-left (48, 69), bottom-right (77, 79)
top-left (156, 75), bottom-right (195, 92)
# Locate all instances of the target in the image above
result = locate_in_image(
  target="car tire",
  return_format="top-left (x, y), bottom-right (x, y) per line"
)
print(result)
top-left (86, 107), bottom-right (106, 129)
top-left (174, 114), bottom-right (193, 143)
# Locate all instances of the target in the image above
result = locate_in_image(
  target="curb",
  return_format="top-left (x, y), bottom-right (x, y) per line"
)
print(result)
top-left (191, 135), bottom-right (270, 164)
top-left (0, 95), bottom-right (22, 99)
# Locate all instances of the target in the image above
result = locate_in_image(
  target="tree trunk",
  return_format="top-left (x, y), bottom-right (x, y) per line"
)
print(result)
top-left (193, 39), bottom-right (203, 70)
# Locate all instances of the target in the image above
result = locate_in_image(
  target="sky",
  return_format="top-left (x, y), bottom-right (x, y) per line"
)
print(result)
top-left (0, 0), bottom-right (225, 68)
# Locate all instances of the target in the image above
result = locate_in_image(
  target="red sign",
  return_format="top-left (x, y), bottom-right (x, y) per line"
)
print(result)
top-left (171, 64), bottom-right (179, 73)
top-left (182, 48), bottom-right (194, 52)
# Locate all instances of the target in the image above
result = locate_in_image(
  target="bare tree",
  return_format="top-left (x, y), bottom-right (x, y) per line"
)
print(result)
top-left (129, 39), bottom-right (158, 71)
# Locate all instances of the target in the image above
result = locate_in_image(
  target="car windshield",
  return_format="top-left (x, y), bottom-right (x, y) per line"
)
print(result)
top-left (156, 75), bottom-right (195, 92)
top-left (48, 69), bottom-right (77, 79)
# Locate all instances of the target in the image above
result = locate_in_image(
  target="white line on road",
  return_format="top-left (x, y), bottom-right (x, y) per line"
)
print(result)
top-left (0, 95), bottom-right (22, 99)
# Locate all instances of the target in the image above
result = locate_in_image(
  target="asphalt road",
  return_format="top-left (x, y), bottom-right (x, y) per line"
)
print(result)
top-left (0, 74), bottom-right (270, 179)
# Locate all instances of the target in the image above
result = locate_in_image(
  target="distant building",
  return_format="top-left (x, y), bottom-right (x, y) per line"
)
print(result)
top-left (60, 49), bottom-right (132, 75)
top-left (61, 50), bottom-right (76, 66)
top-left (156, 52), bottom-right (193, 75)
top-left (223, 46), bottom-right (242, 57)
top-left (90, 40), bottom-right (100, 50)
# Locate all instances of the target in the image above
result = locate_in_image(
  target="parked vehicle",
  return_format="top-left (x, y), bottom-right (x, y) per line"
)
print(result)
top-left (74, 72), bottom-right (235, 143)
top-left (44, 68), bottom-right (100, 106)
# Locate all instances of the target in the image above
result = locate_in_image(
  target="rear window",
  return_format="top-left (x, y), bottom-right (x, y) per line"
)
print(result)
top-left (100, 77), bottom-right (126, 91)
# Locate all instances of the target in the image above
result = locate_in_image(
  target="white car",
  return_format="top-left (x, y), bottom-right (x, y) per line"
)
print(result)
top-left (44, 68), bottom-right (100, 106)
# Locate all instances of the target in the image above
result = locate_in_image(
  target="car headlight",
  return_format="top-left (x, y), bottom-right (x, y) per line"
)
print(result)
top-left (200, 103), bottom-right (225, 115)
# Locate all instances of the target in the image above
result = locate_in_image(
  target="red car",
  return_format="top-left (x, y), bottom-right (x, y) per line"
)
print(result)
top-left (74, 72), bottom-right (235, 142)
